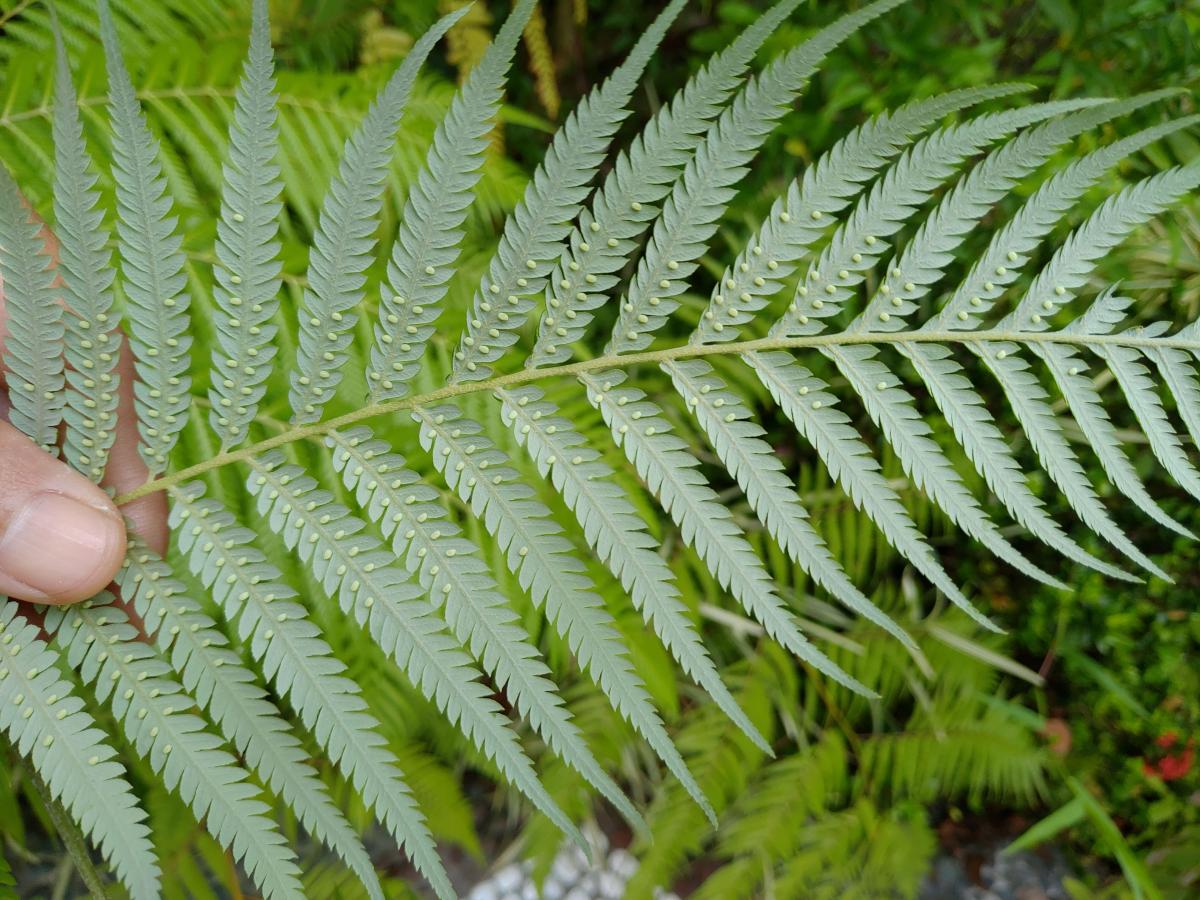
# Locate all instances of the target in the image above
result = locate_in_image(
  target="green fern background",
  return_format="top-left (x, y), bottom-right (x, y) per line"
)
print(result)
top-left (0, 0), bottom-right (1198, 898)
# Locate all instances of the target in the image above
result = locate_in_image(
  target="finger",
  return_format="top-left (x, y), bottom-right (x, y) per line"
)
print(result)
top-left (0, 420), bottom-right (127, 604)
top-left (103, 339), bottom-right (168, 556)
top-left (0, 218), bottom-right (168, 556)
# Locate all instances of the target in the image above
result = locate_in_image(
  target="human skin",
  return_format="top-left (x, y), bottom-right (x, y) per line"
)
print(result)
top-left (0, 232), bottom-right (167, 606)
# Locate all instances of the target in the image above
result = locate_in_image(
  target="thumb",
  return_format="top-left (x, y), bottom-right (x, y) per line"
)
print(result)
top-left (0, 419), bottom-right (126, 604)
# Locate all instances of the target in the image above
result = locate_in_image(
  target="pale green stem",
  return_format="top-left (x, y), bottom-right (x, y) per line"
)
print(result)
top-left (113, 328), bottom-right (1200, 506)
top-left (0, 87), bottom-right (362, 132)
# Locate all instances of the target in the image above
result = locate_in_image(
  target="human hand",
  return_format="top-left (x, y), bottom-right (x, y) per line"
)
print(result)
top-left (0, 235), bottom-right (167, 605)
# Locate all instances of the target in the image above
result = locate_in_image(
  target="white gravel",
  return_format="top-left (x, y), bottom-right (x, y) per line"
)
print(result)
top-left (467, 835), bottom-right (679, 900)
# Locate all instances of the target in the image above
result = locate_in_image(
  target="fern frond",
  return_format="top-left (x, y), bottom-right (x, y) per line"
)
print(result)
top-left (523, 3), bottom-right (559, 119)
top-left (451, 0), bottom-right (687, 382)
top-left (746, 104), bottom-right (1097, 627)
top-left (481, 390), bottom-right (724, 818)
top-left (692, 84), bottom-right (1031, 345)
top-left (892, 118), bottom-right (1200, 580)
top-left (45, 599), bottom-right (306, 899)
top-left (851, 95), bottom-right (1171, 333)
top-left (528, 0), bottom-right (806, 367)
top-left (1035, 331), bottom-right (1193, 538)
top-left (327, 418), bottom-right (715, 827)
top-left (978, 333), bottom-right (1172, 579)
top-left (0, 601), bottom-right (158, 900)
top-left (0, 164), bottom-right (63, 452)
top-left (868, 94), bottom-right (1176, 338)
top-left (10, 3), bottom-right (1200, 892)
top-left (480, 380), bottom-right (780, 759)
top-left (289, 6), bottom-right (469, 423)
top-left (1003, 165), bottom-right (1200, 334)
top-left (207, 0), bottom-right (282, 448)
top-left (824, 342), bottom-right (1068, 587)
top-left (664, 358), bottom-right (916, 650)
top-left (444, 0), bottom-right (777, 772)
top-left (116, 535), bottom-right (384, 900)
top-left (415, 398), bottom-right (767, 767)
top-left (1090, 324), bottom-right (1200, 500)
top-left (50, 19), bottom-right (119, 481)
top-left (780, 102), bottom-right (1095, 337)
top-left (1146, 343), bottom-right (1200, 449)
top-left (438, 0), bottom-right (730, 821)
top-left (861, 715), bottom-right (1046, 806)
top-left (168, 484), bottom-right (453, 899)
top-left (98, 0), bottom-right (191, 474)
top-left (975, 166), bottom-right (1200, 577)
top-left (446, 10), bottom-right (783, 763)
top-left (902, 340), bottom-right (1137, 581)
top-left (606, 0), bottom-right (907, 355)
top-left (664, 90), bottom-right (1031, 645)
top-left (368, 0), bottom-right (536, 402)
top-left (0, 0), bottom-right (232, 66)
top-left (936, 118), bottom-right (1200, 329)
top-left (582, 368), bottom-right (877, 689)
top-left (750, 348), bottom-right (1001, 628)
top-left (494, 1), bottom-right (912, 750)
top-left (535, 3), bottom-right (927, 698)
top-left (827, 103), bottom-right (1165, 568)
top-left (678, 98), bottom-right (1072, 628)
top-left (321, 427), bottom-right (644, 832)
top-left (828, 97), bottom-right (1189, 572)
top-left (242, 455), bottom-right (587, 855)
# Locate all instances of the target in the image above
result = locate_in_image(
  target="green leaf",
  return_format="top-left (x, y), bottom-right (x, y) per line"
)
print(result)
top-left (169, 484), bottom-right (451, 899)
top-left (0, 165), bottom-right (63, 452)
top-left (51, 14), bottom-right (119, 481)
top-left (451, 0), bottom-right (689, 382)
top-left (529, 0), bottom-right (808, 367)
top-left (46, 597), bottom-right (306, 899)
top-left (118, 535), bottom-right (384, 900)
top-left (207, 0), bottom-right (283, 448)
top-left (244, 454), bottom-right (587, 856)
top-left (98, 0), bottom-right (192, 474)
top-left (0, 601), bottom-right (158, 900)
top-left (367, 0), bottom-right (537, 403)
top-left (324, 427), bottom-right (644, 833)
top-left (289, 5), bottom-right (469, 421)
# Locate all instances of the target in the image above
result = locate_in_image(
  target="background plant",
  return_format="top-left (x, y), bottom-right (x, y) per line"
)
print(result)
top-left (0, 1), bottom-right (1197, 898)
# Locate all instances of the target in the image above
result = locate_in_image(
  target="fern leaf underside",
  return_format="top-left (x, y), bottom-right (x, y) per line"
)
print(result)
top-left (0, 0), bottom-right (1197, 896)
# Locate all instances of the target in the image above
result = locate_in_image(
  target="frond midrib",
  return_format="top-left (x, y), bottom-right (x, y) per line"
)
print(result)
top-left (114, 325), bottom-right (1200, 507)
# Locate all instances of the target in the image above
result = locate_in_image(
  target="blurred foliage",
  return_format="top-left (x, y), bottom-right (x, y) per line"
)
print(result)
top-left (1, 0), bottom-right (1198, 897)
top-left (1006, 477), bottom-right (1200, 898)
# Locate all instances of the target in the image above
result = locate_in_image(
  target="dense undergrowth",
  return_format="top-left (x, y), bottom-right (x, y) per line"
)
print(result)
top-left (0, 1), bottom-right (1197, 897)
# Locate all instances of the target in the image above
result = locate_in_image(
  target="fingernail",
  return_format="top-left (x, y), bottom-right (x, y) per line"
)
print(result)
top-left (0, 492), bottom-right (124, 602)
